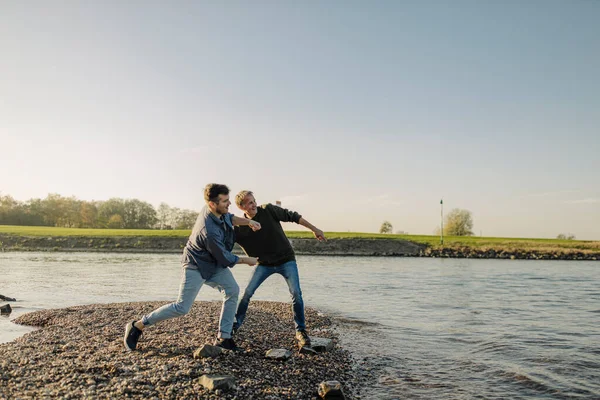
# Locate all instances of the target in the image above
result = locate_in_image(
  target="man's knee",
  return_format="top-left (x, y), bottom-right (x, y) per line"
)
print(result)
top-left (290, 289), bottom-right (303, 302)
top-left (226, 282), bottom-right (240, 299)
top-left (175, 302), bottom-right (192, 316)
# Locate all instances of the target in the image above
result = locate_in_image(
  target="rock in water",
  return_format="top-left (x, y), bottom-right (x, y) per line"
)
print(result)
top-left (198, 374), bottom-right (235, 391)
top-left (318, 380), bottom-right (345, 399)
top-left (0, 294), bottom-right (16, 302)
top-left (0, 304), bottom-right (11, 315)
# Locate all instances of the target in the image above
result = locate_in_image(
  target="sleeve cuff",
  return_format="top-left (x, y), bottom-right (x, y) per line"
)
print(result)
top-left (228, 255), bottom-right (239, 268)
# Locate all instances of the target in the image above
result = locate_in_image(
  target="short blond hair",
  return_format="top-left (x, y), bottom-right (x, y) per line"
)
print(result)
top-left (235, 190), bottom-right (254, 207)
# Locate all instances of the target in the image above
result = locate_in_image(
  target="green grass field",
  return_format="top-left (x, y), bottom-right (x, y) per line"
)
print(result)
top-left (0, 225), bottom-right (191, 237)
top-left (1, 225), bottom-right (598, 252)
top-left (285, 231), bottom-right (600, 251)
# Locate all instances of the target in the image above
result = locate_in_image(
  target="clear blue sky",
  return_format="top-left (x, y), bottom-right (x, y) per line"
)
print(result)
top-left (1, 1), bottom-right (599, 239)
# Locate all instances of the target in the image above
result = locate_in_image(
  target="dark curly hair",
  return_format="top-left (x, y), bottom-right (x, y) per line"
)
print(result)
top-left (204, 183), bottom-right (230, 203)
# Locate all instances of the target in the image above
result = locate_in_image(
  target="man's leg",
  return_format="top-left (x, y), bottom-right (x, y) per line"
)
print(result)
top-left (142, 268), bottom-right (204, 326)
top-left (234, 265), bottom-right (273, 330)
top-left (204, 267), bottom-right (239, 340)
top-left (279, 260), bottom-right (310, 347)
top-left (124, 267), bottom-right (203, 351)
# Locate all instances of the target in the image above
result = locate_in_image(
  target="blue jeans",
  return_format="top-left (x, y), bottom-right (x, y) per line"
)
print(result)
top-left (235, 260), bottom-right (305, 331)
top-left (142, 266), bottom-right (239, 339)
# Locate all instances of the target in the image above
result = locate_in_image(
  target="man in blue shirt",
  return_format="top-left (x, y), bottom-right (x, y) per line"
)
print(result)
top-left (124, 183), bottom-right (260, 352)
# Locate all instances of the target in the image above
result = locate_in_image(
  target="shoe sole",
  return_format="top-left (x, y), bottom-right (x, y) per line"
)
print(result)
top-left (124, 322), bottom-right (135, 351)
top-left (218, 347), bottom-right (242, 352)
top-left (214, 343), bottom-right (242, 352)
top-left (299, 345), bottom-right (318, 355)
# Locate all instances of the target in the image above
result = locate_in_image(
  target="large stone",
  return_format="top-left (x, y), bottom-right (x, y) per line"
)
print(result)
top-left (0, 304), bottom-right (11, 315)
top-left (265, 348), bottom-right (292, 360)
top-left (311, 337), bottom-right (334, 352)
top-left (198, 374), bottom-right (235, 391)
top-left (318, 380), bottom-right (345, 399)
top-left (0, 294), bottom-right (16, 302)
top-left (193, 344), bottom-right (224, 359)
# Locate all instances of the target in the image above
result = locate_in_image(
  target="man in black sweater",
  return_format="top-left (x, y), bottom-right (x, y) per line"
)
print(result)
top-left (232, 190), bottom-right (326, 348)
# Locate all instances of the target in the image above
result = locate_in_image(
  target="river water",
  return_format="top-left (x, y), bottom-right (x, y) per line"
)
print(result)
top-left (1, 252), bottom-right (599, 399)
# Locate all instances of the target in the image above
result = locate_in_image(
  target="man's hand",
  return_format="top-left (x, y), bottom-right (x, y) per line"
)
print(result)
top-left (249, 220), bottom-right (261, 231)
top-left (313, 228), bottom-right (326, 242)
top-left (242, 257), bottom-right (258, 266)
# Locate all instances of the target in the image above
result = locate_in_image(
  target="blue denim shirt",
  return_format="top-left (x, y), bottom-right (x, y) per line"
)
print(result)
top-left (181, 206), bottom-right (239, 280)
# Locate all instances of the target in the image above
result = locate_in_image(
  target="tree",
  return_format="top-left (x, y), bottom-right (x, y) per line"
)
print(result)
top-left (40, 193), bottom-right (65, 227)
top-left (444, 208), bottom-right (474, 236)
top-left (61, 196), bottom-right (82, 228)
top-left (21, 198), bottom-right (46, 226)
top-left (0, 195), bottom-right (21, 225)
top-left (79, 202), bottom-right (98, 228)
top-left (97, 198), bottom-right (126, 228)
top-left (107, 214), bottom-right (124, 229)
top-left (157, 202), bottom-right (172, 229)
top-left (556, 233), bottom-right (576, 240)
top-left (38, 194), bottom-right (82, 228)
top-left (379, 221), bottom-right (393, 234)
top-left (172, 209), bottom-right (198, 229)
top-left (122, 199), bottom-right (157, 229)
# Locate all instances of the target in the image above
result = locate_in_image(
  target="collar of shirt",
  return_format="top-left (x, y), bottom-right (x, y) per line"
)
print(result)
top-left (244, 207), bottom-right (261, 221)
top-left (201, 206), bottom-right (233, 229)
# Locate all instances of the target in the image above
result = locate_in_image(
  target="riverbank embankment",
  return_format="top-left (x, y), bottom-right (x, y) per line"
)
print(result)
top-left (1, 233), bottom-right (598, 260)
top-left (0, 301), bottom-right (363, 399)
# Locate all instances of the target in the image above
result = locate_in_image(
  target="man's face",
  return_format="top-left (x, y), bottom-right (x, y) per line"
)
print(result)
top-left (210, 194), bottom-right (231, 216)
top-left (239, 194), bottom-right (258, 217)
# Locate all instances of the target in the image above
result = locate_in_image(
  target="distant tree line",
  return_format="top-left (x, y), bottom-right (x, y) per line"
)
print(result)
top-left (556, 233), bottom-right (576, 240)
top-left (0, 193), bottom-right (198, 229)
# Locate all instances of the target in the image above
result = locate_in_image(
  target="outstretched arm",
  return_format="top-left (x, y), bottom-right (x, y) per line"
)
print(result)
top-left (266, 204), bottom-right (325, 241)
top-left (298, 217), bottom-right (326, 241)
top-left (236, 256), bottom-right (258, 266)
top-left (231, 215), bottom-right (261, 231)
top-left (206, 234), bottom-right (258, 267)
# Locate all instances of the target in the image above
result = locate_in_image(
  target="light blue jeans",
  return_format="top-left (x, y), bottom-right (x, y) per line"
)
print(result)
top-left (142, 265), bottom-right (239, 339)
top-left (235, 260), bottom-right (305, 332)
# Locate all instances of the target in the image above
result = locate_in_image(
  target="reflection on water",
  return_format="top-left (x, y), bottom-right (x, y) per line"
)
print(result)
top-left (1, 252), bottom-right (599, 399)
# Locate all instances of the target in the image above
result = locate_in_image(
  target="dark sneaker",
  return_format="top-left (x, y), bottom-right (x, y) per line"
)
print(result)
top-left (214, 337), bottom-right (241, 352)
top-left (299, 345), bottom-right (318, 355)
top-left (124, 321), bottom-right (142, 351)
top-left (295, 330), bottom-right (311, 348)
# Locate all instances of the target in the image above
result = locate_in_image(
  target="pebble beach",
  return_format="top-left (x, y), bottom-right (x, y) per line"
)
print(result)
top-left (0, 301), bottom-right (364, 399)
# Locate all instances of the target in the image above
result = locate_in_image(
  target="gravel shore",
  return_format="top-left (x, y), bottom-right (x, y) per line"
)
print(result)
top-left (0, 301), bottom-right (362, 399)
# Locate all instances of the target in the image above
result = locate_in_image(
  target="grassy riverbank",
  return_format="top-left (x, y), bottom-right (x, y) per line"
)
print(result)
top-left (0, 225), bottom-right (598, 254)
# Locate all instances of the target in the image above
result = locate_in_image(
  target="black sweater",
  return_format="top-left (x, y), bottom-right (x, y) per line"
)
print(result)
top-left (234, 204), bottom-right (302, 266)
